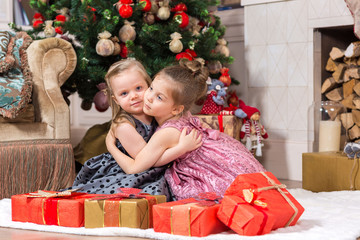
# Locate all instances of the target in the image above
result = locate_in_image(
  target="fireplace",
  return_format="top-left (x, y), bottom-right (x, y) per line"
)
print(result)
top-left (310, 26), bottom-right (359, 152)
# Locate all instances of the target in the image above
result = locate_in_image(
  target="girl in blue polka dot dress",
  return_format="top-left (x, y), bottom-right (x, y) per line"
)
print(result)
top-left (69, 59), bottom-right (200, 201)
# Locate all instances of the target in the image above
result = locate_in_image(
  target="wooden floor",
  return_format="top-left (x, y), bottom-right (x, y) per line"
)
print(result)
top-left (0, 179), bottom-right (302, 240)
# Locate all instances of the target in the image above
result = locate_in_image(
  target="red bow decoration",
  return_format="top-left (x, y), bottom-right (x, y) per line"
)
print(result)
top-left (195, 192), bottom-right (222, 206)
top-left (89, 188), bottom-right (149, 201)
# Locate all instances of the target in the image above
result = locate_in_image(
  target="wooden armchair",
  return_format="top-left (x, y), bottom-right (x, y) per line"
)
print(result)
top-left (0, 37), bottom-right (76, 199)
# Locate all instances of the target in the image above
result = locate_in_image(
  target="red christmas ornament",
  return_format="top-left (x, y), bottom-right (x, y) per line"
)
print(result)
top-left (55, 26), bottom-right (63, 34)
top-left (120, 0), bottom-right (133, 4)
top-left (185, 49), bottom-right (197, 58)
top-left (139, 0), bottom-right (151, 12)
top-left (120, 42), bottom-right (128, 58)
top-left (219, 68), bottom-right (231, 86)
top-left (32, 20), bottom-right (43, 28)
top-left (119, 4), bottom-right (133, 18)
top-left (33, 13), bottom-right (45, 21)
top-left (171, 3), bottom-right (187, 12)
top-left (175, 49), bottom-right (197, 61)
top-left (55, 15), bottom-right (66, 22)
top-left (174, 11), bottom-right (189, 28)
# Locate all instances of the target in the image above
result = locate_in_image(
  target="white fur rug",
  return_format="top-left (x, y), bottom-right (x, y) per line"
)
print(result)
top-left (0, 189), bottom-right (360, 240)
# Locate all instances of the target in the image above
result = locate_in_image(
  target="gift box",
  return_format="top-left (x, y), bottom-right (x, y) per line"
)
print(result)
top-left (196, 114), bottom-right (242, 140)
top-left (153, 196), bottom-right (228, 237)
top-left (302, 152), bottom-right (360, 191)
top-left (217, 172), bottom-right (304, 236)
top-left (84, 192), bottom-right (166, 229)
top-left (11, 191), bottom-right (97, 227)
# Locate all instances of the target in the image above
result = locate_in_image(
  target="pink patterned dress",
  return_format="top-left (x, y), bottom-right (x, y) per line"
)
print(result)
top-left (160, 112), bottom-right (266, 200)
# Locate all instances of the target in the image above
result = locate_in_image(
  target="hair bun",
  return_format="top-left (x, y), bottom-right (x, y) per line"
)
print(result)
top-left (179, 58), bottom-right (202, 74)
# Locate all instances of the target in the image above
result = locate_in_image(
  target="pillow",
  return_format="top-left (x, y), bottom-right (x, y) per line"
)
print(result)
top-left (0, 31), bottom-right (33, 119)
top-left (0, 31), bottom-right (16, 73)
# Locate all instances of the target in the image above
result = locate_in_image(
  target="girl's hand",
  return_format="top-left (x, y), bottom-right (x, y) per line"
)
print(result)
top-left (178, 127), bottom-right (202, 153)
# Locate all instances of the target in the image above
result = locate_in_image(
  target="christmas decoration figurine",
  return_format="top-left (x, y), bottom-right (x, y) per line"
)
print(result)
top-left (199, 78), bottom-right (227, 115)
top-left (239, 101), bottom-right (268, 157)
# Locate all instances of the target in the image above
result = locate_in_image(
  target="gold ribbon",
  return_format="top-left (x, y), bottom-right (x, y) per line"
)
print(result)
top-left (170, 203), bottom-right (197, 236)
top-left (28, 189), bottom-right (80, 198)
top-left (258, 172), bottom-right (298, 227)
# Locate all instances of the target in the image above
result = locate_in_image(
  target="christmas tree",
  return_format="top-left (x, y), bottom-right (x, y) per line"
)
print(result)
top-left (12, 0), bottom-right (234, 111)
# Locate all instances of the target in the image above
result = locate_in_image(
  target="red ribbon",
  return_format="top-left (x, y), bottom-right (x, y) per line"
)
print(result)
top-left (217, 115), bottom-right (224, 133)
top-left (42, 198), bottom-right (60, 225)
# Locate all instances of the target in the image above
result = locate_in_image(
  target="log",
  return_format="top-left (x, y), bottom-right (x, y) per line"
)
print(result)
top-left (341, 112), bottom-right (355, 130)
top-left (325, 87), bottom-right (343, 102)
top-left (344, 41), bottom-right (360, 58)
top-left (352, 109), bottom-right (360, 127)
top-left (344, 67), bottom-right (360, 81)
top-left (349, 125), bottom-right (360, 140)
top-left (329, 47), bottom-right (345, 60)
top-left (323, 104), bottom-right (344, 120)
top-left (341, 93), bottom-right (356, 109)
top-left (344, 57), bottom-right (358, 66)
top-left (343, 79), bottom-right (358, 98)
top-left (332, 63), bottom-right (347, 83)
top-left (354, 82), bottom-right (360, 96)
top-left (353, 96), bottom-right (360, 109)
top-left (321, 77), bottom-right (337, 94)
top-left (325, 57), bottom-right (339, 72)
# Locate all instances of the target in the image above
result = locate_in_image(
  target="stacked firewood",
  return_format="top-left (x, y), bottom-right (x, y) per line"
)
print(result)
top-left (322, 41), bottom-right (360, 141)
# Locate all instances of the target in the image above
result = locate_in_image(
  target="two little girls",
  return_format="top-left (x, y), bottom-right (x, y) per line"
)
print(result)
top-left (70, 59), bottom-right (201, 200)
top-left (105, 59), bottom-right (266, 200)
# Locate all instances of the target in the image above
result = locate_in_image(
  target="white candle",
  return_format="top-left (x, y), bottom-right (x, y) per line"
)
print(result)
top-left (318, 120), bottom-right (341, 152)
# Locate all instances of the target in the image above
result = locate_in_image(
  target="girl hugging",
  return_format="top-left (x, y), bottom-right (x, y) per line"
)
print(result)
top-left (106, 59), bottom-right (266, 200)
top-left (70, 59), bottom-right (201, 201)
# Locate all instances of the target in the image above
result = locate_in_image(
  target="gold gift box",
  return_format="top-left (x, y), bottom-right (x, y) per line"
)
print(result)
top-left (302, 152), bottom-right (360, 192)
top-left (84, 195), bottom-right (166, 229)
top-left (196, 114), bottom-right (242, 140)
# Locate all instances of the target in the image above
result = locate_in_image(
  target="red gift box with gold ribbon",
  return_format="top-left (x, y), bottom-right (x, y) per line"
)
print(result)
top-left (217, 171), bottom-right (305, 236)
top-left (11, 190), bottom-right (98, 227)
top-left (153, 193), bottom-right (228, 237)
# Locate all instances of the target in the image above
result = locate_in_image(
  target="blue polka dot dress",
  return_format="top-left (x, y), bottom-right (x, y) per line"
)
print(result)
top-left (69, 116), bottom-right (173, 201)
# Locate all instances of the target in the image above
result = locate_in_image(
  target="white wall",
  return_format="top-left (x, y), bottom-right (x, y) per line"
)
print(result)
top-left (242, 0), bottom-right (353, 180)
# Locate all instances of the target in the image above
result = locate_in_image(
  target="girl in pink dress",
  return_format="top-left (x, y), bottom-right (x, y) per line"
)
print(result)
top-left (106, 59), bottom-right (266, 200)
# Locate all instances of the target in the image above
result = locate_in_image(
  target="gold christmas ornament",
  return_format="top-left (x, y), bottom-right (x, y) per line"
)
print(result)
top-left (111, 36), bottom-right (121, 55)
top-left (43, 20), bottom-right (56, 38)
top-left (143, 12), bottom-right (155, 25)
top-left (157, 0), bottom-right (170, 20)
top-left (119, 20), bottom-right (136, 43)
top-left (207, 60), bottom-right (222, 74)
top-left (215, 38), bottom-right (230, 57)
top-left (168, 32), bottom-right (183, 53)
top-left (187, 16), bottom-right (202, 36)
top-left (150, 0), bottom-right (159, 14)
top-left (96, 31), bottom-right (115, 56)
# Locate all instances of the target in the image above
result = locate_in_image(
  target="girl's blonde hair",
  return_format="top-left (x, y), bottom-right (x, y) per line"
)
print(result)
top-left (105, 59), bottom-right (151, 126)
top-left (157, 59), bottom-right (209, 113)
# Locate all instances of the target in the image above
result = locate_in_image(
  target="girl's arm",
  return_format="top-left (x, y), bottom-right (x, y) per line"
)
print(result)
top-left (112, 121), bottom-right (147, 158)
top-left (153, 128), bottom-right (201, 167)
top-left (106, 127), bottom-right (181, 174)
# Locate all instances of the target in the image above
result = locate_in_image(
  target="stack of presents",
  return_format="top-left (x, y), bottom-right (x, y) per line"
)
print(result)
top-left (11, 171), bottom-right (304, 237)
